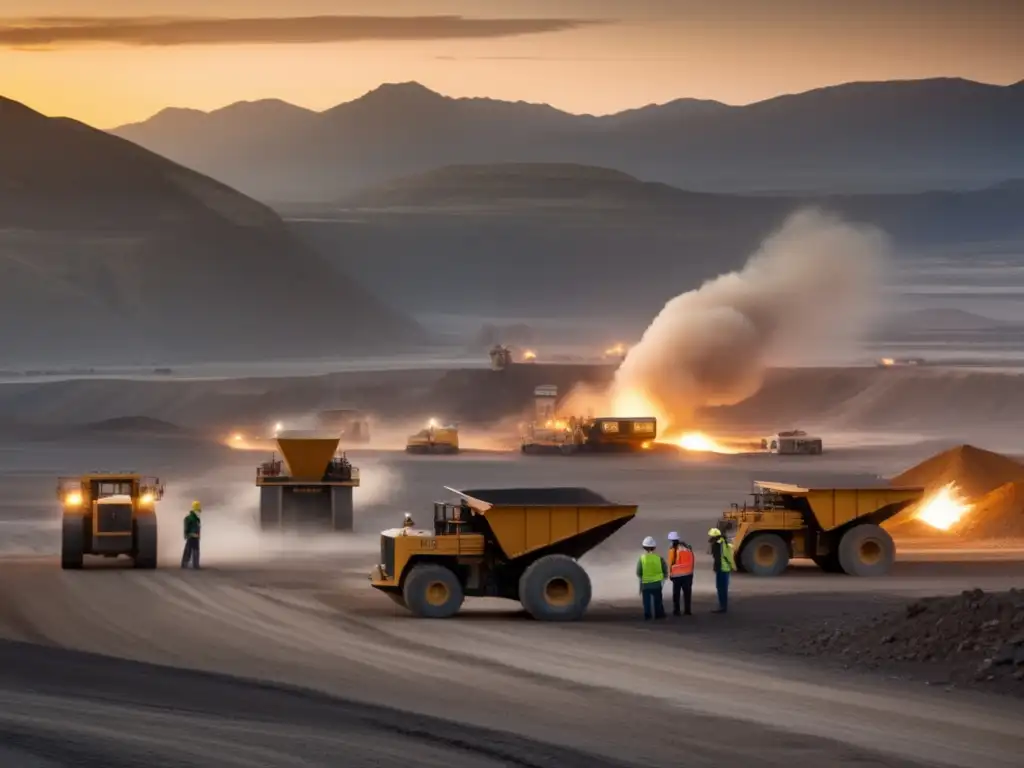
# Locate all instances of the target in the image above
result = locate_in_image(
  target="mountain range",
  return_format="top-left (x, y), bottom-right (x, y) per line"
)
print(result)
top-left (0, 96), bottom-right (420, 366)
top-left (111, 78), bottom-right (1024, 203)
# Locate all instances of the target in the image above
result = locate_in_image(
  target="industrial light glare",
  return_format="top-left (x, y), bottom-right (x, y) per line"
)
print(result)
top-left (65, 491), bottom-right (83, 506)
top-left (141, 493), bottom-right (155, 505)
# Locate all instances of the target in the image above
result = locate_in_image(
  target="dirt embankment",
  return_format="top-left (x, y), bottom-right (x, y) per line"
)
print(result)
top-left (778, 589), bottom-right (1024, 697)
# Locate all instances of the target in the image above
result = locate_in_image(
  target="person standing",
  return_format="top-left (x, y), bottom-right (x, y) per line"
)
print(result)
top-left (667, 531), bottom-right (694, 616)
top-left (708, 527), bottom-right (735, 613)
top-left (636, 536), bottom-right (668, 620)
top-left (182, 500), bottom-right (202, 569)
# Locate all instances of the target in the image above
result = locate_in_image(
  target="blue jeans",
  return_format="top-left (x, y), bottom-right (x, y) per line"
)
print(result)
top-left (641, 584), bottom-right (665, 619)
top-left (715, 571), bottom-right (730, 611)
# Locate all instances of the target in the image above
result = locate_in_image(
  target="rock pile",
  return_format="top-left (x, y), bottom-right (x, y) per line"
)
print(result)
top-left (886, 445), bottom-right (1024, 539)
top-left (781, 589), bottom-right (1024, 694)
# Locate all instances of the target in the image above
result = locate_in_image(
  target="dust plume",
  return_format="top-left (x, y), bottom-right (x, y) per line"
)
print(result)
top-left (611, 208), bottom-right (889, 433)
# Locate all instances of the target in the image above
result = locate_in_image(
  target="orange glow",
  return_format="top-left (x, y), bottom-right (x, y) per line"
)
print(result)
top-left (604, 342), bottom-right (628, 357)
top-left (522, 349), bottom-right (537, 361)
top-left (915, 482), bottom-right (972, 531)
top-left (880, 357), bottom-right (895, 366)
top-left (672, 432), bottom-right (740, 454)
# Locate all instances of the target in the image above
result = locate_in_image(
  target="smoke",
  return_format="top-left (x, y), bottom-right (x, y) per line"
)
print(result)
top-left (609, 208), bottom-right (889, 433)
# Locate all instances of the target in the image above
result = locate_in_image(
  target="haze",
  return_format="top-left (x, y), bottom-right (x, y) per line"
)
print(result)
top-left (2, 0), bottom-right (1021, 125)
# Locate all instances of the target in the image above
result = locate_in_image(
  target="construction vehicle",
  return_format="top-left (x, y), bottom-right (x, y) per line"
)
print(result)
top-left (716, 479), bottom-right (924, 577)
top-left (256, 433), bottom-right (360, 531)
top-left (406, 421), bottom-right (460, 454)
top-left (369, 487), bottom-right (637, 620)
top-left (523, 415), bottom-right (656, 454)
top-left (316, 408), bottom-right (370, 444)
top-left (489, 344), bottom-right (512, 370)
top-left (760, 430), bottom-right (823, 455)
top-left (57, 472), bottom-right (164, 569)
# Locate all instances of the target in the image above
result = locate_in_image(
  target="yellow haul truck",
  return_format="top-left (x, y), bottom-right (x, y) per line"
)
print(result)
top-left (405, 423), bottom-right (460, 454)
top-left (717, 479), bottom-right (924, 577)
top-left (370, 487), bottom-right (637, 620)
top-left (58, 472), bottom-right (164, 570)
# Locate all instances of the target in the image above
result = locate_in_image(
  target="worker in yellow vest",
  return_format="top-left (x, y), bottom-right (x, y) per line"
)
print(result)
top-left (667, 531), bottom-right (694, 616)
top-left (636, 536), bottom-right (668, 620)
top-left (708, 527), bottom-right (736, 613)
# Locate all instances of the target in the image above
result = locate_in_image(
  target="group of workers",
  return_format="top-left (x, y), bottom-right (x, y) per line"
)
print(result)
top-left (636, 528), bottom-right (734, 620)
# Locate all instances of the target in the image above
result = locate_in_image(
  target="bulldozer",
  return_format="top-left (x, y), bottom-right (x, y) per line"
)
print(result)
top-left (58, 472), bottom-right (164, 569)
top-left (405, 422), bottom-right (459, 454)
top-left (716, 479), bottom-right (924, 577)
top-left (256, 433), bottom-right (360, 531)
top-left (369, 487), bottom-right (637, 620)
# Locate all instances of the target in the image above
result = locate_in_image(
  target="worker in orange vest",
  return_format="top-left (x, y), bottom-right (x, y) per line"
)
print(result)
top-left (667, 531), bottom-right (694, 616)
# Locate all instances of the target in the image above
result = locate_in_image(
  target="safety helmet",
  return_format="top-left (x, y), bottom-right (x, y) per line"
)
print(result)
top-left (191, 500), bottom-right (202, 512)
top-left (667, 531), bottom-right (680, 542)
top-left (642, 536), bottom-right (656, 548)
top-left (707, 527), bottom-right (721, 538)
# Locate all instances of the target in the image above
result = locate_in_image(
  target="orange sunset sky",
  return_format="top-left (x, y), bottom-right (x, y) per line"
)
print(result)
top-left (2, 0), bottom-right (1022, 128)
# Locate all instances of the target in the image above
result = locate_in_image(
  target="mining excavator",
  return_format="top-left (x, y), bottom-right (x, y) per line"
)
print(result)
top-left (370, 486), bottom-right (637, 620)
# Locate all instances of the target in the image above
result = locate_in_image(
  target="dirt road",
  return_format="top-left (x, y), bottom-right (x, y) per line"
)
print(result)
top-left (0, 557), bottom-right (1021, 768)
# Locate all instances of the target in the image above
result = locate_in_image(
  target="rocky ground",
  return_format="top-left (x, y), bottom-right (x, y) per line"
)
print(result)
top-left (776, 589), bottom-right (1024, 697)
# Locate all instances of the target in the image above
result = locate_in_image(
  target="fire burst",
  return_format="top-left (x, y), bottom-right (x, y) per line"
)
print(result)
top-left (915, 482), bottom-right (972, 531)
top-left (672, 432), bottom-right (740, 454)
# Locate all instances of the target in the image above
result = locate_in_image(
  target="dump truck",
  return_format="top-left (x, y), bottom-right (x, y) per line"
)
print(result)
top-left (716, 479), bottom-right (924, 577)
top-left (316, 408), bottom-right (370, 444)
top-left (256, 433), bottom-right (360, 531)
top-left (57, 472), bottom-right (165, 569)
top-left (522, 416), bottom-right (656, 454)
top-left (369, 487), bottom-right (637, 620)
top-left (406, 423), bottom-right (459, 454)
top-left (760, 430), bottom-right (823, 455)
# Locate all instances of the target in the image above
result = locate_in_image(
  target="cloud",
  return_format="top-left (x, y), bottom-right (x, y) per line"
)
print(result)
top-left (0, 15), bottom-right (605, 48)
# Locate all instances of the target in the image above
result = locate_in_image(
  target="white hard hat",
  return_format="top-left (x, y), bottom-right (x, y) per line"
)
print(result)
top-left (642, 536), bottom-right (656, 548)
top-left (667, 531), bottom-right (680, 541)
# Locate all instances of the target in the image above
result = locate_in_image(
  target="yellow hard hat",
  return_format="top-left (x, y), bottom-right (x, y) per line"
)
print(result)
top-left (707, 527), bottom-right (721, 537)
top-left (191, 500), bottom-right (202, 512)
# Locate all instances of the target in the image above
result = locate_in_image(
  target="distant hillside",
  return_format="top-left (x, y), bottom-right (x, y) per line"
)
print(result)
top-left (0, 96), bottom-right (421, 365)
top-left (111, 78), bottom-right (1024, 202)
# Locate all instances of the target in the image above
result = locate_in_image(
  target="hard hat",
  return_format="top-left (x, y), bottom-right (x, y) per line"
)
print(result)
top-left (707, 527), bottom-right (721, 538)
top-left (667, 531), bottom-right (680, 541)
top-left (642, 536), bottom-right (656, 548)
top-left (191, 500), bottom-right (202, 512)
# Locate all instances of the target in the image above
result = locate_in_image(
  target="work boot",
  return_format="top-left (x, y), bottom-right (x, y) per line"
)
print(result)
top-left (712, 608), bottom-right (727, 614)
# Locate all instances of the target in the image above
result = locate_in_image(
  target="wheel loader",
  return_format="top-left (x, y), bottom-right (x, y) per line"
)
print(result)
top-left (405, 423), bottom-right (459, 454)
top-left (369, 487), bottom-right (637, 620)
top-left (57, 472), bottom-right (164, 569)
top-left (716, 479), bottom-right (924, 577)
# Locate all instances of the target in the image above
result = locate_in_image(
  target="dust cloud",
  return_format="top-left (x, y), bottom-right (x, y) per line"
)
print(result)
top-left (610, 208), bottom-right (889, 433)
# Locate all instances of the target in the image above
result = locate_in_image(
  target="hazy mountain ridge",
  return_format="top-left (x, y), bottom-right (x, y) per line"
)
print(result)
top-left (111, 78), bottom-right (1024, 202)
top-left (0, 96), bottom-right (421, 365)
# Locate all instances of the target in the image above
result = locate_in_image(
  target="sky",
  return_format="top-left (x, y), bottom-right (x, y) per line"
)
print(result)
top-left (2, 0), bottom-right (1022, 128)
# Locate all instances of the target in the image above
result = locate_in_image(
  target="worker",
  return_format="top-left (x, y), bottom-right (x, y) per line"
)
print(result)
top-left (708, 527), bottom-right (735, 613)
top-left (181, 500), bottom-right (202, 569)
top-left (636, 536), bottom-right (668, 620)
top-left (667, 531), bottom-right (694, 616)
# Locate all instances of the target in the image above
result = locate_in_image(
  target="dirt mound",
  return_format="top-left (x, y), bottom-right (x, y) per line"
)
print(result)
top-left (956, 481), bottom-right (1024, 539)
top-left (780, 589), bottom-right (1024, 695)
top-left (83, 416), bottom-right (185, 435)
top-left (892, 444), bottom-right (1024, 499)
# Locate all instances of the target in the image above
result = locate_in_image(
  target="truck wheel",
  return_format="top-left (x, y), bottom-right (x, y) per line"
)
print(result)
top-left (739, 533), bottom-right (789, 576)
top-left (61, 515), bottom-right (84, 570)
top-left (133, 514), bottom-right (158, 569)
top-left (838, 524), bottom-right (895, 576)
top-left (519, 554), bottom-right (592, 621)
top-left (403, 564), bottom-right (464, 618)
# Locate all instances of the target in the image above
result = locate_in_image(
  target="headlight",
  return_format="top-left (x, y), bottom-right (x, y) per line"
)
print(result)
top-left (141, 493), bottom-right (155, 505)
top-left (65, 491), bottom-right (83, 506)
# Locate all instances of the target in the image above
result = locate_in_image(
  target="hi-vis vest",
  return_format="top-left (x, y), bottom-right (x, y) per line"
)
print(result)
top-left (639, 553), bottom-right (663, 584)
top-left (718, 538), bottom-right (735, 573)
top-left (669, 546), bottom-right (694, 577)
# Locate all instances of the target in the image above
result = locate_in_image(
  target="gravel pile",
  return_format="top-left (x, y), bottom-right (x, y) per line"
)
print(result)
top-left (778, 589), bottom-right (1024, 695)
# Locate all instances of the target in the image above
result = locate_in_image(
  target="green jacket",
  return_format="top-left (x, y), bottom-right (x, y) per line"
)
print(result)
top-left (184, 511), bottom-right (201, 539)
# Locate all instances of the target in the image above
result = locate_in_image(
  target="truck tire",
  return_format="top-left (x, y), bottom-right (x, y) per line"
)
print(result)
top-left (739, 533), bottom-right (789, 576)
top-left (133, 514), bottom-right (158, 569)
top-left (838, 524), bottom-right (895, 577)
top-left (61, 515), bottom-right (84, 570)
top-left (519, 554), bottom-right (591, 621)
top-left (403, 564), bottom-right (464, 618)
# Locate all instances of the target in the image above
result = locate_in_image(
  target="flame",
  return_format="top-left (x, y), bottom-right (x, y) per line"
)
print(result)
top-left (880, 357), bottom-right (895, 366)
top-left (915, 482), bottom-right (972, 531)
top-left (522, 350), bottom-right (537, 361)
top-left (604, 343), bottom-right (628, 357)
top-left (672, 432), bottom-right (740, 454)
